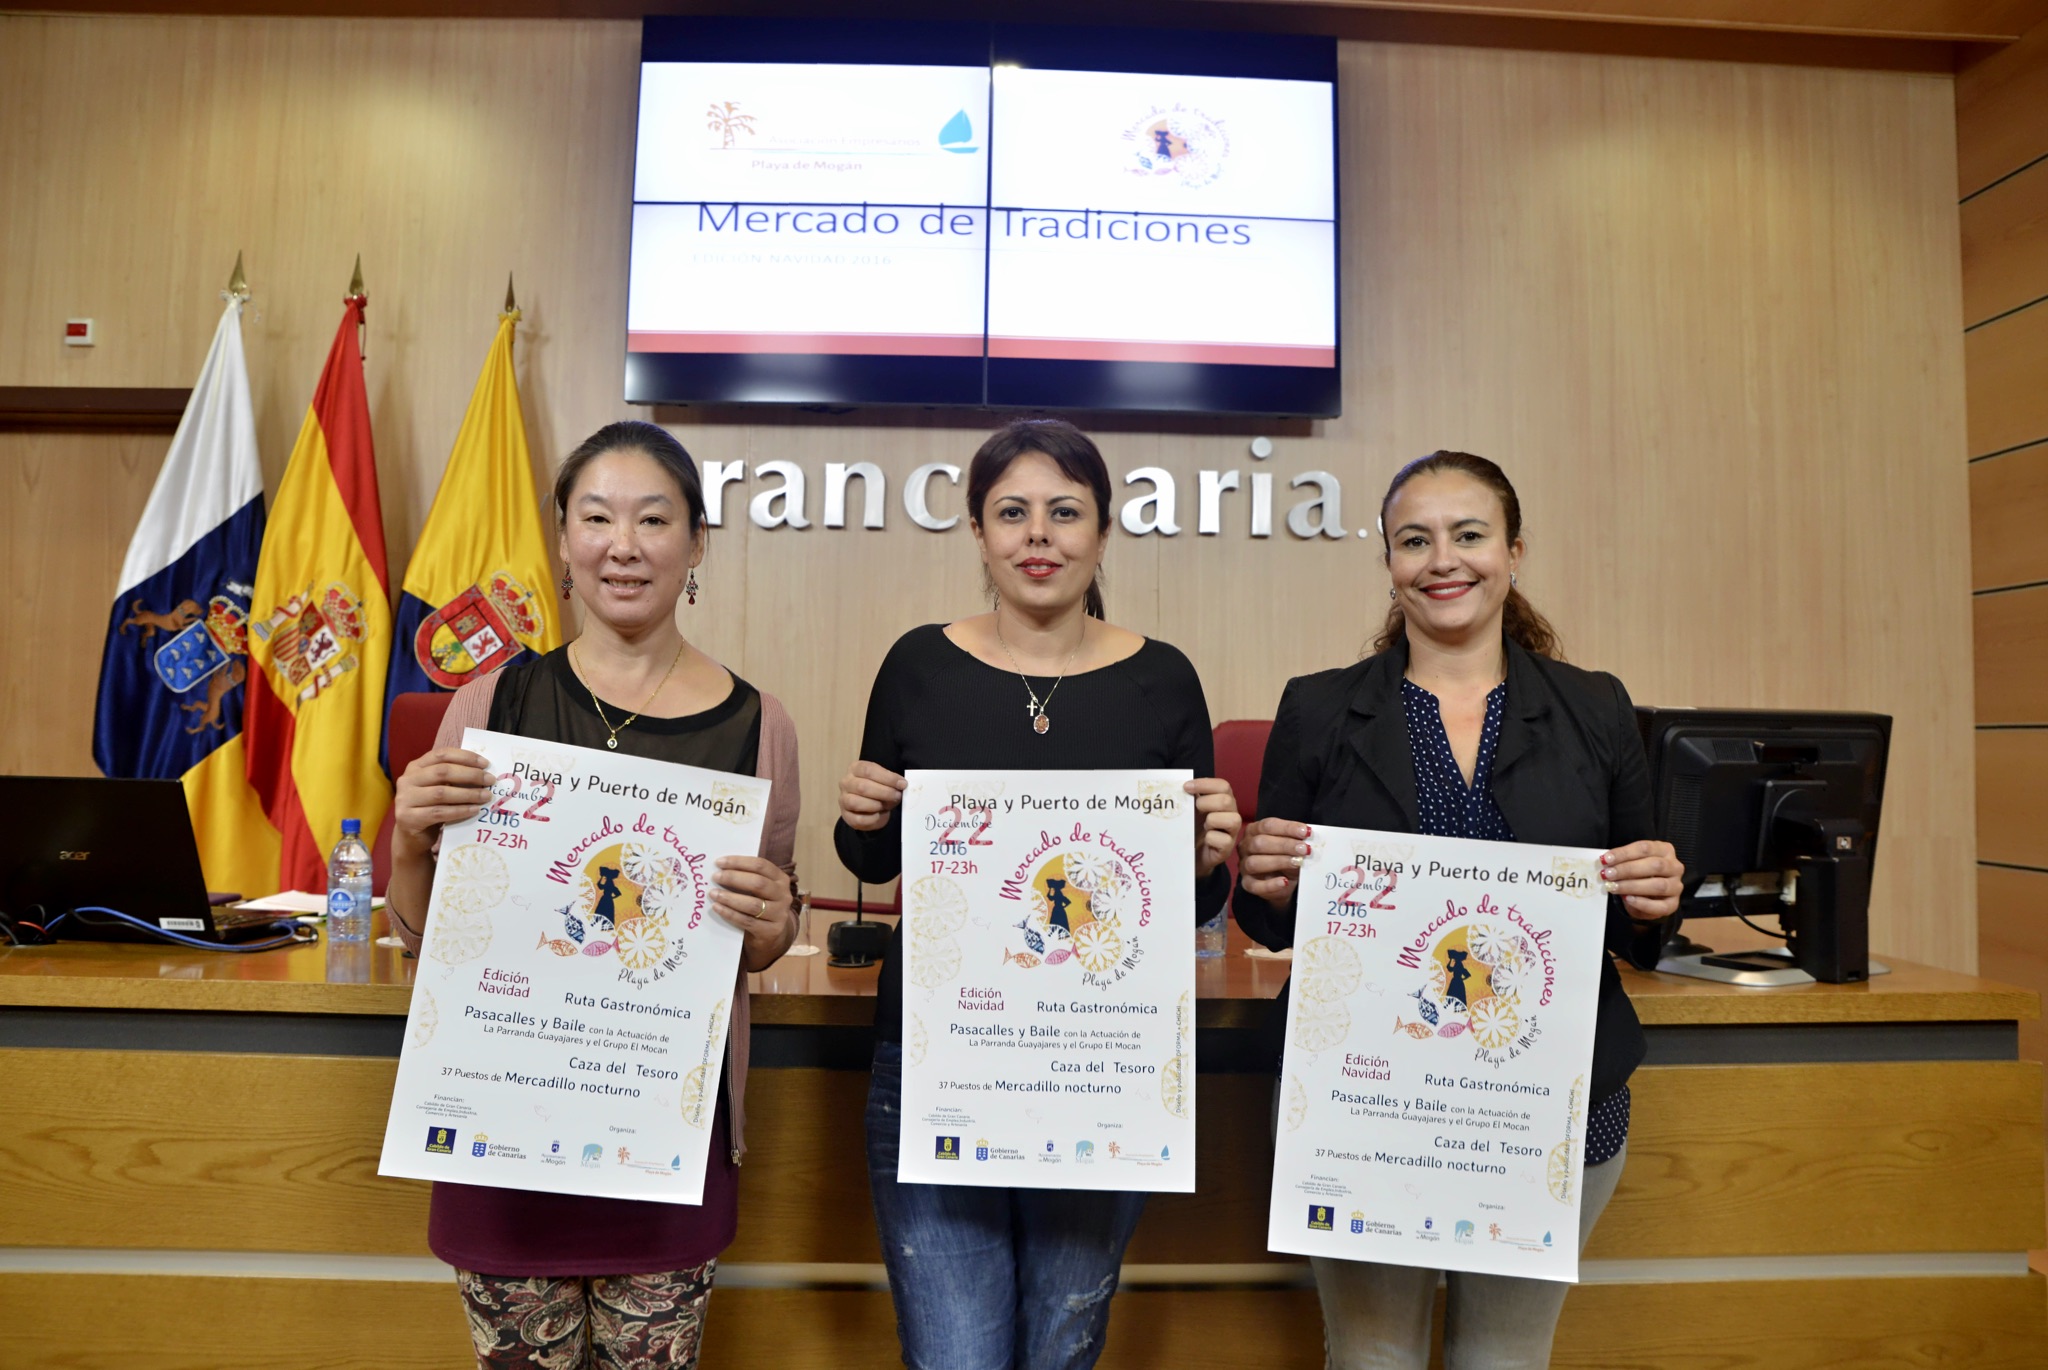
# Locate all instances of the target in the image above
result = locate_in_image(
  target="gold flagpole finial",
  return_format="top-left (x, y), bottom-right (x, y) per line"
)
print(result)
top-left (348, 255), bottom-right (368, 360)
top-left (226, 250), bottom-right (249, 301)
top-left (503, 272), bottom-right (519, 317)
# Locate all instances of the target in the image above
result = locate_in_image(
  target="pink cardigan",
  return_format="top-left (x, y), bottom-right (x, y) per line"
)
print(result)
top-left (395, 667), bottom-right (800, 1160)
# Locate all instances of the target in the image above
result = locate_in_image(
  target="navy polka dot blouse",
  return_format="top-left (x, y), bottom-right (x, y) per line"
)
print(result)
top-left (1402, 678), bottom-right (1629, 1167)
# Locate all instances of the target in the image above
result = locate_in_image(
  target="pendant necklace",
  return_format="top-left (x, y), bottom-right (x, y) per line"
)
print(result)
top-left (573, 637), bottom-right (687, 749)
top-left (995, 614), bottom-right (1082, 736)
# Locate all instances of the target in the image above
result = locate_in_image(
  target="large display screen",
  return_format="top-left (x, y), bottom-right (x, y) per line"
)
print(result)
top-left (626, 21), bottom-right (1338, 416)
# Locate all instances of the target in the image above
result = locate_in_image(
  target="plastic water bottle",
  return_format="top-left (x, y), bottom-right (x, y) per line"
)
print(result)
top-left (327, 818), bottom-right (373, 944)
top-left (1196, 908), bottom-right (1229, 959)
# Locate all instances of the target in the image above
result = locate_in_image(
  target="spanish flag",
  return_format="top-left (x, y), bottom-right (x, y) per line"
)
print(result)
top-left (381, 305), bottom-right (558, 764)
top-left (244, 290), bottom-right (393, 890)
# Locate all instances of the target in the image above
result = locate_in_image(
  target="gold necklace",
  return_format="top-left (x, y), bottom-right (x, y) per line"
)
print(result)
top-left (994, 612), bottom-right (1083, 736)
top-left (572, 638), bottom-right (687, 749)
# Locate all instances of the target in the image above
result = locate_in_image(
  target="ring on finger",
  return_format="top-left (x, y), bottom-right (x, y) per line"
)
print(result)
top-left (758, 898), bottom-right (768, 918)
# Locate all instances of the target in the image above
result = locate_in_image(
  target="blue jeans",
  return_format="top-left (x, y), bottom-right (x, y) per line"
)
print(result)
top-left (866, 1041), bottom-right (1149, 1370)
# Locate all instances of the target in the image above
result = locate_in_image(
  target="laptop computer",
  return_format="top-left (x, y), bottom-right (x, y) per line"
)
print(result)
top-left (0, 777), bottom-right (292, 943)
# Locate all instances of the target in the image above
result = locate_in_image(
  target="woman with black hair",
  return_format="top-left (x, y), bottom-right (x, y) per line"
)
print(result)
top-left (388, 420), bottom-right (801, 1369)
top-left (836, 418), bottom-right (1242, 1370)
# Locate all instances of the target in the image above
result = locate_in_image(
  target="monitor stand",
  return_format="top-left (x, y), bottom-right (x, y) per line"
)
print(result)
top-left (1657, 946), bottom-right (1891, 988)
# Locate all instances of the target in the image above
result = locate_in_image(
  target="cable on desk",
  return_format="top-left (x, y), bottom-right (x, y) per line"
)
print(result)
top-left (44, 905), bottom-right (317, 952)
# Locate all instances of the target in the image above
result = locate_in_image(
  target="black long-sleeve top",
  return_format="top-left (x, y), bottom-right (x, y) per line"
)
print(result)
top-left (835, 623), bottom-right (1233, 1042)
top-left (1230, 637), bottom-right (1668, 1106)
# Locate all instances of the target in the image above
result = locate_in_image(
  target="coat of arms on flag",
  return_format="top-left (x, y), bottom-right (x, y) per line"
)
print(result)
top-left (252, 580), bottom-right (368, 703)
top-left (145, 590), bottom-right (250, 695)
top-left (413, 571), bottom-right (543, 688)
top-left (93, 282), bottom-right (278, 897)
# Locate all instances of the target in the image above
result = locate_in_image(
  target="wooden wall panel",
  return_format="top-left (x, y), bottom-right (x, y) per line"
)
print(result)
top-left (0, 15), bottom-right (642, 556)
top-left (1958, 18), bottom-right (2048, 196)
top-left (1961, 159), bottom-right (2048, 325)
top-left (0, 1049), bottom-right (430, 1254)
top-left (0, 430), bottom-right (172, 776)
top-left (1970, 445), bottom-right (2048, 590)
top-left (1977, 728), bottom-right (2048, 866)
top-left (1, 1272), bottom-right (2041, 1370)
top-left (1974, 586), bottom-right (2048, 722)
top-left (1281, 1), bottom-right (2048, 42)
top-left (1589, 1062), bottom-right (2047, 1257)
top-left (9, 1049), bottom-right (2041, 1264)
top-left (1964, 298), bottom-right (2048, 456)
top-left (1980, 865), bottom-right (2048, 1070)
top-left (0, 17), bottom-right (1978, 970)
top-left (6, 0), bottom-right (2048, 43)
top-left (728, 1068), bottom-right (879, 1264)
top-left (0, 1274), bottom-right (473, 1370)
top-left (1553, 1274), bottom-right (2047, 1369)
top-left (1963, 14), bottom-right (2048, 1215)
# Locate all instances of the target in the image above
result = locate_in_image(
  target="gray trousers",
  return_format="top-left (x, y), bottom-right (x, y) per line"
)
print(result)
top-left (1310, 1143), bottom-right (1626, 1370)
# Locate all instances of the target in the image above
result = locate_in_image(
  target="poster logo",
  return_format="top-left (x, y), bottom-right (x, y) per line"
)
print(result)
top-left (938, 109), bottom-right (977, 153)
top-left (1307, 1204), bottom-right (1334, 1232)
top-left (1008, 848), bottom-right (1141, 979)
top-left (1395, 919), bottom-right (1545, 1061)
top-left (1350, 1211), bottom-right (1365, 1234)
top-left (935, 1136), bottom-right (960, 1160)
top-left (551, 839), bottom-right (702, 984)
top-left (1122, 104), bottom-right (1229, 188)
top-left (706, 101), bottom-right (756, 149)
top-left (424, 1126), bottom-right (456, 1154)
top-left (470, 1133), bottom-right (489, 1158)
top-left (975, 1139), bottom-right (991, 1161)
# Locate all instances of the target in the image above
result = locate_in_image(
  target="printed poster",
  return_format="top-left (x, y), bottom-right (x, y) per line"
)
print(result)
top-left (898, 769), bottom-right (1197, 1191)
top-left (1268, 827), bottom-right (1607, 1280)
top-left (379, 728), bottom-right (768, 1203)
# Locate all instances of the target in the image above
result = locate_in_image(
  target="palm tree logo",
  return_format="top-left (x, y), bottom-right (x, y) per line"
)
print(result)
top-left (706, 101), bottom-right (756, 149)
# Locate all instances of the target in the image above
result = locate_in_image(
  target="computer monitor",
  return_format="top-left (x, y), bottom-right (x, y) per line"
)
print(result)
top-left (1634, 707), bottom-right (1891, 985)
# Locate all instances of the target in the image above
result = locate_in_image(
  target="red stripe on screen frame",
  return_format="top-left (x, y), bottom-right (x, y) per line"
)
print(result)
top-left (628, 331), bottom-right (984, 357)
top-left (988, 337), bottom-right (1336, 367)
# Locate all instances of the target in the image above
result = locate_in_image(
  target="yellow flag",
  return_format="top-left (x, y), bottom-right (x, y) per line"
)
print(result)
top-left (384, 310), bottom-right (559, 741)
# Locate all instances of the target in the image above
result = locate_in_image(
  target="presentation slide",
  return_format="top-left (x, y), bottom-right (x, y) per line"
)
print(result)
top-left (631, 62), bottom-right (991, 358)
top-left (987, 67), bottom-right (1336, 366)
top-left (623, 31), bottom-right (1338, 410)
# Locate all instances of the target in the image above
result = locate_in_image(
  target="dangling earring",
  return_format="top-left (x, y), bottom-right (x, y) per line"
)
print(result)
top-left (685, 569), bottom-right (699, 606)
top-left (559, 571), bottom-right (573, 601)
top-left (1510, 573), bottom-right (1518, 588)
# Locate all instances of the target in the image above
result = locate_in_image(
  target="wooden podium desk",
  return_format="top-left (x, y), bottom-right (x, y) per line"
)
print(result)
top-left (1, 914), bottom-right (2042, 1369)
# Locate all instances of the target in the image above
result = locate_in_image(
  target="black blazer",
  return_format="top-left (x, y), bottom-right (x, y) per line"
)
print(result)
top-left (1232, 637), bottom-right (1669, 1105)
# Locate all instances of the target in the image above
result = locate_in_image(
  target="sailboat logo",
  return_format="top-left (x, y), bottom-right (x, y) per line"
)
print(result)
top-left (939, 109), bottom-right (978, 154)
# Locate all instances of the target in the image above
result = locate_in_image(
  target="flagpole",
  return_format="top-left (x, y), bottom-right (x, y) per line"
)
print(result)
top-left (226, 251), bottom-right (249, 304)
top-left (348, 254), bottom-right (367, 358)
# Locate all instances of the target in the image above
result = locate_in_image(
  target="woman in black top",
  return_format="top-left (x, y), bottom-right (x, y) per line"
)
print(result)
top-left (1235, 451), bottom-right (1682, 1370)
top-left (836, 419), bottom-right (1240, 1370)
top-left (388, 422), bottom-right (801, 1370)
